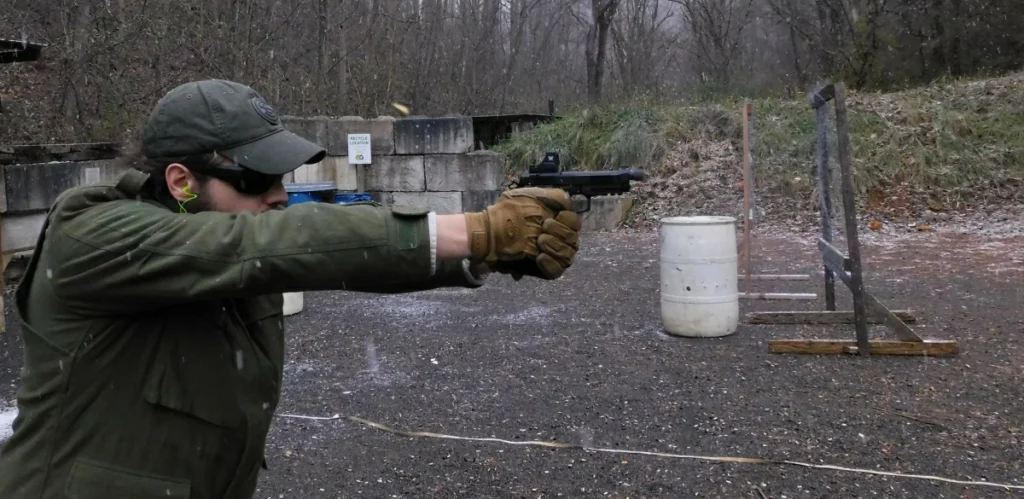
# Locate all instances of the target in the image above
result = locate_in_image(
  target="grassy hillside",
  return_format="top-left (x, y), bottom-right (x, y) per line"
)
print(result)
top-left (493, 72), bottom-right (1024, 229)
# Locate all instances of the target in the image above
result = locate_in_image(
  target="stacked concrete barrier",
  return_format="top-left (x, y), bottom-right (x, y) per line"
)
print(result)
top-left (279, 115), bottom-right (504, 213)
top-left (1, 157), bottom-right (124, 258)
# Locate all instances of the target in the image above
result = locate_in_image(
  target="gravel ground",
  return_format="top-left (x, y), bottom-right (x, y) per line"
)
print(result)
top-left (1, 227), bottom-right (1022, 498)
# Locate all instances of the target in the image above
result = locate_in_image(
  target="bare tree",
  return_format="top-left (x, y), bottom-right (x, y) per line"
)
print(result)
top-left (1, 0), bottom-right (1022, 144)
top-left (669, 0), bottom-right (756, 88)
top-left (581, 0), bottom-right (621, 103)
top-left (610, 0), bottom-right (680, 97)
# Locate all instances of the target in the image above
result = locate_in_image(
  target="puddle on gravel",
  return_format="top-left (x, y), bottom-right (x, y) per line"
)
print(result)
top-left (351, 296), bottom-right (482, 322)
top-left (497, 306), bottom-right (554, 325)
top-left (376, 296), bottom-right (450, 315)
top-left (355, 370), bottom-right (412, 387)
top-left (283, 362), bottom-right (317, 375)
top-left (365, 338), bottom-right (379, 373)
top-left (281, 356), bottom-right (411, 390)
top-left (577, 427), bottom-right (594, 449)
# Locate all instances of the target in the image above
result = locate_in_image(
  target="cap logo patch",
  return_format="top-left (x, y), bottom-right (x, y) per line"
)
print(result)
top-left (250, 97), bottom-right (279, 124)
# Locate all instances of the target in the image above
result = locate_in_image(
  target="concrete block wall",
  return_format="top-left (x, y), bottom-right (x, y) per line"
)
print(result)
top-left (280, 115), bottom-right (504, 214)
top-left (1, 158), bottom-right (125, 256)
top-left (280, 114), bottom-right (636, 228)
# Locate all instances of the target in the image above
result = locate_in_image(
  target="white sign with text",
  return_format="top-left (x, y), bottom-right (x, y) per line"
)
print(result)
top-left (347, 133), bottom-right (372, 164)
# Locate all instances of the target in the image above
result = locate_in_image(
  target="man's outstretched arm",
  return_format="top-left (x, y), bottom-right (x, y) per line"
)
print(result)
top-left (335, 212), bottom-right (490, 295)
top-left (45, 186), bottom-right (577, 313)
top-left (47, 191), bottom-right (459, 312)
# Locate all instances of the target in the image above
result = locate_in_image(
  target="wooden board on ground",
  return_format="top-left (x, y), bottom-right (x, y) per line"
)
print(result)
top-left (769, 339), bottom-right (959, 356)
top-left (738, 274), bottom-right (811, 281)
top-left (740, 292), bottom-right (817, 300)
top-left (746, 310), bottom-right (918, 324)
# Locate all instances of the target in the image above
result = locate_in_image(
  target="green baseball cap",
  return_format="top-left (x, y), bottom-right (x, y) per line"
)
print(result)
top-left (142, 79), bottom-right (326, 175)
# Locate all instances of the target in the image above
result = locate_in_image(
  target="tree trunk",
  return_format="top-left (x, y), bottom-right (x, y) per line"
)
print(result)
top-left (586, 0), bottom-right (619, 103)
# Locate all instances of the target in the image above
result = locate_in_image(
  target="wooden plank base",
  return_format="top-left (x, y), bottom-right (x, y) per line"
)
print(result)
top-left (769, 339), bottom-right (959, 356)
top-left (746, 310), bottom-right (918, 324)
top-left (737, 274), bottom-right (812, 281)
top-left (739, 292), bottom-right (817, 300)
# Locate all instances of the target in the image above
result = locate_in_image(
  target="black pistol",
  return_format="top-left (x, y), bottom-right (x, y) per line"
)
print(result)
top-left (511, 152), bottom-right (646, 213)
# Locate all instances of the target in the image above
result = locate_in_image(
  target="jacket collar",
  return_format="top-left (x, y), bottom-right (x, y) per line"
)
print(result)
top-left (114, 168), bottom-right (179, 212)
top-left (115, 168), bottom-right (151, 197)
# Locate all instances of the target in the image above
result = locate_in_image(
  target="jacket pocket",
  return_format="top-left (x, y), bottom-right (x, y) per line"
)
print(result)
top-left (64, 458), bottom-right (190, 498)
top-left (141, 316), bottom-right (245, 429)
top-left (143, 356), bottom-right (244, 428)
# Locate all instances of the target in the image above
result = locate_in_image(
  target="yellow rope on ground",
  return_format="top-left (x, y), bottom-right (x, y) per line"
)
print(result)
top-left (336, 415), bottom-right (1024, 492)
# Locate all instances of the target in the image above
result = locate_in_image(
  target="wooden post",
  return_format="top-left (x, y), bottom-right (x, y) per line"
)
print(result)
top-left (741, 102), bottom-right (753, 296)
top-left (832, 83), bottom-right (870, 356)
top-left (809, 84), bottom-right (837, 312)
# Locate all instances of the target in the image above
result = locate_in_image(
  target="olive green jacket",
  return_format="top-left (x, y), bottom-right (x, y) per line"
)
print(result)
top-left (0, 169), bottom-right (485, 499)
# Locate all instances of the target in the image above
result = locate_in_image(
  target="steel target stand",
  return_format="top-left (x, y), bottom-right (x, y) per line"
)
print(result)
top-left (749, 82), bottom-right (959, 357)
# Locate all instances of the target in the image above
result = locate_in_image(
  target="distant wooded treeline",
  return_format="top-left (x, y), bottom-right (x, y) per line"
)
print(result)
top-left (1, 0), bottom-right (1021, 143)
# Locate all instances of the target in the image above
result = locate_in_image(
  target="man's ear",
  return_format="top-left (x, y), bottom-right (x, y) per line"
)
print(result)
top-left (165, 163), bottom-right (196, 202)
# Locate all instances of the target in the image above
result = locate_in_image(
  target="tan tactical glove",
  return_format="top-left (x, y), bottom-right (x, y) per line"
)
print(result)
top-left (464, 188), bottom-right (582, 279)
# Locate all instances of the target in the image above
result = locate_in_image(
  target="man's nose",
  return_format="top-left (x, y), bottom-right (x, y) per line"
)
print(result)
top-left (263, 182), bottom-right (289, 207)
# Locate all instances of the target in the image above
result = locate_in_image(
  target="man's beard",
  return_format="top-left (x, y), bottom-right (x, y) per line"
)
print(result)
top-left (188, 193), bottom-right (218, 212)
top-left (180, 183), bottom-right (218, 213)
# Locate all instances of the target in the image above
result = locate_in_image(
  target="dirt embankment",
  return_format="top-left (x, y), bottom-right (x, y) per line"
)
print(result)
top-left (497, 71), bottom-right (1024, 237)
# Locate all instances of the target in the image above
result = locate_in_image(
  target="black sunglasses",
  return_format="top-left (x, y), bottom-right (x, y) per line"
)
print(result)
top-left (201, 163), bottom-right (283, 196)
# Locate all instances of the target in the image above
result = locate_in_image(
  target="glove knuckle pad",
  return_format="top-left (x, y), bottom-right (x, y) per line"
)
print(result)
top-left (542, 221), bottom-right (580, 247)
top-left (538, 235), bottom-right (575, 264)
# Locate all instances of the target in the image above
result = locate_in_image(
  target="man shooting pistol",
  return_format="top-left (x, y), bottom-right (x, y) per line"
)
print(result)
top-left (511, 152), bottom-right (646, 213)
top-left (0, 79), bottom-right (584, 499)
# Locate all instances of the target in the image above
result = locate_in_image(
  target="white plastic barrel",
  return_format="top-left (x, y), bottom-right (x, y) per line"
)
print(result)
top-left (659, 216), bottom-right (739, 337)
top-left (282, 292), bottom-right (304, 316)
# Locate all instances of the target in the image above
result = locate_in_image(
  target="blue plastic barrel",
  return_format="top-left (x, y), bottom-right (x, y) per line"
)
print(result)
top-left (335, 193), bottom-right (372, 204)
top-left (285, 182), bottom-right (337, 205)
top-left (287, 192), bottom-right (317, 204)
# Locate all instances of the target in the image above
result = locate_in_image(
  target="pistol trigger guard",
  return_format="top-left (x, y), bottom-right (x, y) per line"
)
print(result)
top-left (568, 194), bottom-right (591, 214)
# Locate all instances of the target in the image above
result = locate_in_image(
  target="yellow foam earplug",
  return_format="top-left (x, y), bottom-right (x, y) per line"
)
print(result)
top-left (179, 184), bottom-right (198, 213)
